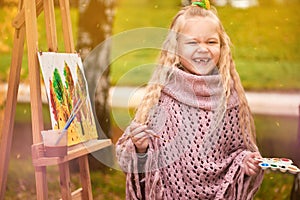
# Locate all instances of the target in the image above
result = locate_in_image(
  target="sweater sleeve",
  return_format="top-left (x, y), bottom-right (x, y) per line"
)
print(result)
top-left (116, 125), bottom-right (136, 173)
top-left (115, 124), bottom-right (149, 200)
top-left (215, 149), bottom-right (264, 200)
top-left (116, 123), bottom-right (149, 173)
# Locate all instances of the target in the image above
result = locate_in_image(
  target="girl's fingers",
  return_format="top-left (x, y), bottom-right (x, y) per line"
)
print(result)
top-left (244, 152), bottom-right (262, 176)
top-left (248, 162), bottom-right (260, 173)
top-left (247, 168), bottom-right (257, 176)
top-left (145, 129), bottom-right (160, 138)
top-left (132, 132), bottom-right (147, 141)
top-left (245, 164), bottom-right (256, 176)
top-left (130, 124), bottom-right (148, 136)
top-left (131, 132), bottom-right (150, 146)
top-left (130, 121), bottom-right (141, 129)
top-left (246, 161), bottom-right (255, 170)
top-left (134, 136), bottom-right (148, 146)
top-left (253, 153), bottom-right (263, 161)
top-left (131, 132), bottom-right (149, 153)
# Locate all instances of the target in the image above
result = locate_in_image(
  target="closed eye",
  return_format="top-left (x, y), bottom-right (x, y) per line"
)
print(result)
top-left (207, 38), bottom-right (220, 45)
top-left (208, 40), bottom-right (218, 44)
top-left (186, 41), bottom-right (197, 45)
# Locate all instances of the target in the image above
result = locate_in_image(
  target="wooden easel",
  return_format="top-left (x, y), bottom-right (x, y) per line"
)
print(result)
top-left (0, 0), bottom-right (111, 199)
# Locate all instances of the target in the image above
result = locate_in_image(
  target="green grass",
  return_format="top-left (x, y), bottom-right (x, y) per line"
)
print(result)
top-left (255, 171), bottom-right (294, 200)
top-left (219, 4), bottom-right (300, 61)
top-left (236, 60), bottom-right (300, 90)
top-left (13, 103), bottom-right (51, 123)
top-left (90, 169), bottom-right (126, 199)
top-left (110, 49), bottom-right (159, 86)
top-left (6, 158), bottom-right (126, 199)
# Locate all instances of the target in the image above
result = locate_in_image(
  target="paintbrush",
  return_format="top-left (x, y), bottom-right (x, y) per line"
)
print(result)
top-left (118, 129), bottom-right (166, 144)
top-left (54, 98), bottom-right (85, 145)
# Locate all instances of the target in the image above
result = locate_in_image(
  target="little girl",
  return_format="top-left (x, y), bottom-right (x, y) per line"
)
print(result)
top-left (116, 0), bottom-right (264, 199)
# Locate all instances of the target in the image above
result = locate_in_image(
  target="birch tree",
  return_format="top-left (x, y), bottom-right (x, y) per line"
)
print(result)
top-left (76, 0), bottom-right (115, 169)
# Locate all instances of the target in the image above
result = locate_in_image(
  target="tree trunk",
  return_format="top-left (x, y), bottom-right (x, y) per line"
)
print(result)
top-left (76, 0), bottom-right (115, 171)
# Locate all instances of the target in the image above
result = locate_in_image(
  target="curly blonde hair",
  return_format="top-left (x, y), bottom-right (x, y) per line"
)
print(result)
top-left (134, 5), bottom-right (257, 151)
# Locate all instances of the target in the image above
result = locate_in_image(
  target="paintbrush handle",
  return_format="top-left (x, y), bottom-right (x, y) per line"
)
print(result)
top-left (63, 114), bottom-right (76, 130)
top-left (55, 110), bottom-right (77, 145)
top-left (64, 98), bottom-right (85, 130)
top-left (145, 129), bottom-right (161, 138)
top-left (55, 107), bottom-right (79, 145)
top-left (54, 130), bottom-right (67, 145)
top-left (65, 99), bottom-right (81, 125)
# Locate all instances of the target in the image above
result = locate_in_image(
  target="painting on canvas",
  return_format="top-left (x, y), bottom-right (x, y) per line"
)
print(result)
top-left (38, 52), bottom-right (97, 146)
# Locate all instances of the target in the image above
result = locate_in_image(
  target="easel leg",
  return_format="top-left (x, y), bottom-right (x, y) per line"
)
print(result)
top-left (24, 0), bottom-right (47, 199)
top-left (35, 166), bottom-right (48, 199)
top-left (59, 162), bottom-right (72, 200)
top-left (58, 0), bottom-right (74, 52)
top-left (0, 25), bottom-right (25, 200)
top-left (79, 155), bottom-right (93, 200)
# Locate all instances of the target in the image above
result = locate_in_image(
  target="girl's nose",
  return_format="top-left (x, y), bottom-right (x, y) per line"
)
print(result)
top-left (196, 44), bottom-right (207, 52)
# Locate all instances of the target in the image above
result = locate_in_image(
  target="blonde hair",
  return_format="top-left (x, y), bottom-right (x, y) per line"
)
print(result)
top-left (134, 5), bottom-right (257, 151)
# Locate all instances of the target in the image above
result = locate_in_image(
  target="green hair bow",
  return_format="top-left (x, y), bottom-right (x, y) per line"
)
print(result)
top-left (192, 0), bottom-right (211, 10)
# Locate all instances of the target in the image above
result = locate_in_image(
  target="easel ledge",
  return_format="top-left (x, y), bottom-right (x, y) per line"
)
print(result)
top-left (32, 139), bottom-right (112, 167)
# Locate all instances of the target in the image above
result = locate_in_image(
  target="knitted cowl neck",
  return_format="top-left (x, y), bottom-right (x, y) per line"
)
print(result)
top-left (162, 66), bottom-right (239, 110)
top-left (116, 67), bottom-right (263, 200)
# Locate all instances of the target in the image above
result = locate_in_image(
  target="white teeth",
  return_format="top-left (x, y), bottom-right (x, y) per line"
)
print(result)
top-left (194, 58), bottom-right (209, 63)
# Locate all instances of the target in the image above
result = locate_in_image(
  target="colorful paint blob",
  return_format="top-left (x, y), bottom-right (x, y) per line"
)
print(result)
top-left (256, 157), bottom-right (300, 174)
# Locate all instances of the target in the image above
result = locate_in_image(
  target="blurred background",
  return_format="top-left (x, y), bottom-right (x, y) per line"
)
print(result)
top-left (0, 0), bottom-right (299, 199)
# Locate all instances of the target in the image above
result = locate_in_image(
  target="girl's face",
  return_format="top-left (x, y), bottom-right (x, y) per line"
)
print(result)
top-left (177, 17), bottom-right (221, 75)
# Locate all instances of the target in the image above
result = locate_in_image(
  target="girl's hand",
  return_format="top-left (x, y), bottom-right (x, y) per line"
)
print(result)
top-left (243, 151), bottom-right (262, 176)
top-left (130, 122), bottom-right (149, 153)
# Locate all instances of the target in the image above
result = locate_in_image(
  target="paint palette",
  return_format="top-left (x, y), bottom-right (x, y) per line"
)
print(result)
top-left (255, 157), bottom-right (300, 174)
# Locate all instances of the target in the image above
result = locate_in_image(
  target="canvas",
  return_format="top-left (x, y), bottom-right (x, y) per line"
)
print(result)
top-left (38, 52), bottom-right (98, 146)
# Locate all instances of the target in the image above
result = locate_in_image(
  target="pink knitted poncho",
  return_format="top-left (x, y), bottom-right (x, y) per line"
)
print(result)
top-left (116, 67), bottom-right (264, 200)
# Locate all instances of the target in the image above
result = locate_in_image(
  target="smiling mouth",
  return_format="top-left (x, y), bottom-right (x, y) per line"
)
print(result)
top-left (193, 58), bottom-right (211, 64)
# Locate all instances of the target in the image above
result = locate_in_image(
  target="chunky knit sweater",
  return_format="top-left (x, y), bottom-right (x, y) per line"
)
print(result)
top-left (116, 67), bottom-right (263, 200)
